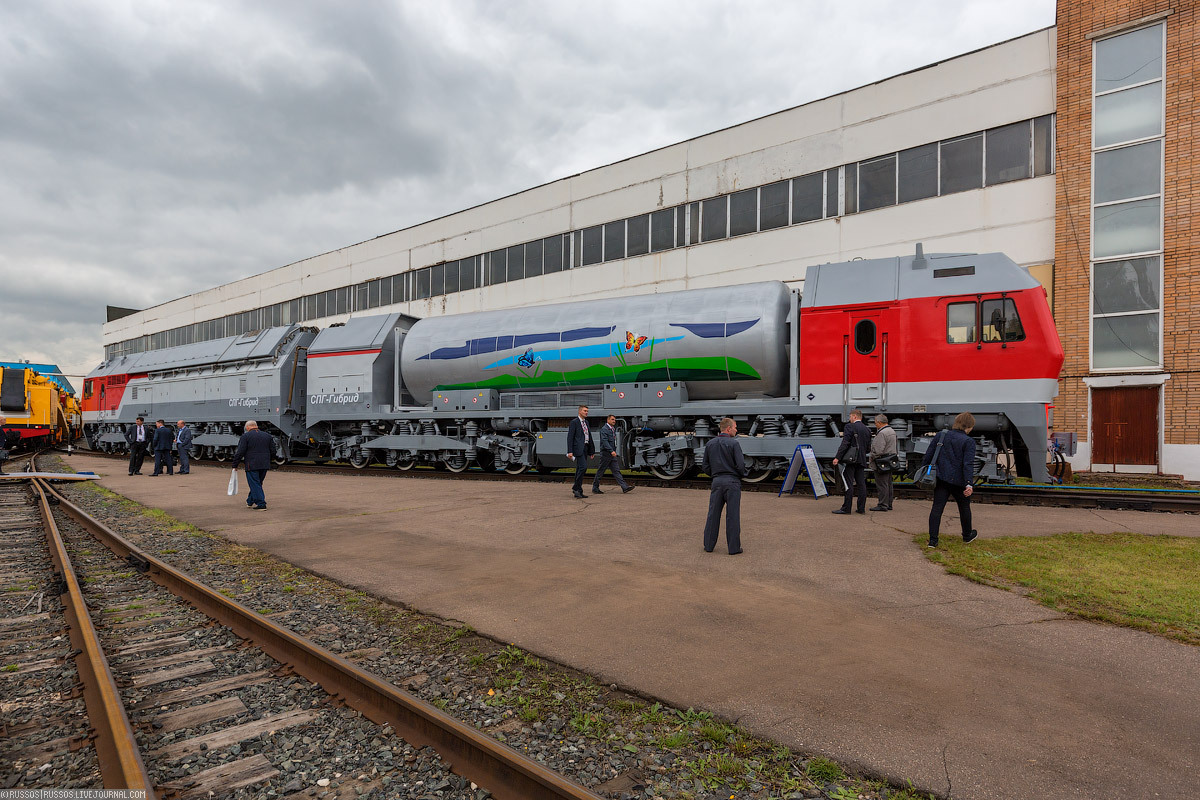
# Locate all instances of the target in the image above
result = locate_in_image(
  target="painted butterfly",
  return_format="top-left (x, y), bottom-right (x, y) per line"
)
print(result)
top-left (516, 348), bottom-right (536, 368)
top-left (625, 331), bottom-right (649, 353)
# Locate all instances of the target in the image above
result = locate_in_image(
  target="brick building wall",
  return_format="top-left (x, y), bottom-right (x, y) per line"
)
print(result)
top-left (1055, 0), bottom-right (1200, 472)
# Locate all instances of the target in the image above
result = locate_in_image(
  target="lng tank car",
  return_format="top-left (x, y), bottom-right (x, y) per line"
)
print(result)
top-left (83, 248), bottom-right (1064, 482)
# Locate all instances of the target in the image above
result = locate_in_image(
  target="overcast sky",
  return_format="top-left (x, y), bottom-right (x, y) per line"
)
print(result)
top-left (0, 0), bottom-right (1056, 383)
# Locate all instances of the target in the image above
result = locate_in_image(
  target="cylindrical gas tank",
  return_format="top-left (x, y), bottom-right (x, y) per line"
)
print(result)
top-left (399, 281), bottom-right (791, 405)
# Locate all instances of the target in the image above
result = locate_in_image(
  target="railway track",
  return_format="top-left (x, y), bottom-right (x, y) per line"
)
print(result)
top-left (72, 447), bottom-right (1200, 513)
top-left (3, 455), bottom-right (604, 799)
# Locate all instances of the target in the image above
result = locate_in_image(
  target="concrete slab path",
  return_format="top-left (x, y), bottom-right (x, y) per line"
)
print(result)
top-left (67, 454), bottom-right (1199, 799)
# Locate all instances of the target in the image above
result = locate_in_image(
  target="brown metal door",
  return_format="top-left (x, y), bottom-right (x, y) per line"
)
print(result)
top-left (1092, 386), bottom-right (1158, 465)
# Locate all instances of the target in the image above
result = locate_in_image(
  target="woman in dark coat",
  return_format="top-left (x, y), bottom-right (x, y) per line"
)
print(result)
top-left (921, 411), bottom-right (980, 548)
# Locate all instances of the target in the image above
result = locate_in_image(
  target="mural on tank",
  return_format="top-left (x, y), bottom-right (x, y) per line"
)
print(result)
top-left (415, 320), bottom-right (762, 392)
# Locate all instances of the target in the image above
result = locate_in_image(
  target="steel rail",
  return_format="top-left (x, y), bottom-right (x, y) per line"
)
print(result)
top-left (29, 475), bottom-right (155, 794)
top-left (41, 479), bottom-right (604, 800)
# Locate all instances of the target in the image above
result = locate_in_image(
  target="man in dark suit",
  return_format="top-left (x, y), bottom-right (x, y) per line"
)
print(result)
top-left (831, 409), bottom-right (872, 515)
top-left (150, 419), bottom-right (174, 476)
top-left (232, 420), bottom-right (274, 510)
top-left (566, 405), bottom-right (595, 499)
top-left (125, 417), bottom-right (149, 475)
top-left (175, 420), bottom-right (194, 474)
top-left (591, 414), bottom-right (633, 495)
top-left (702, 417), bottom-right (746, 555)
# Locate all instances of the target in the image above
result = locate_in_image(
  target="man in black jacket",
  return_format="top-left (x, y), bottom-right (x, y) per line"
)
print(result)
top-left (591, 414), bottom-right (632, 495)
top-left (702, 417), bottom-right (746, 555)
top-left (566, 405), bottom-right (595, 499)
top-left (232, 420), bottom-right (274, 509)
top-left (150, 419), bottom-right (174, 476)
top-left (832, 410), bottom-right (872, 515)
top-left (124, 417), bottom-right (149, 475)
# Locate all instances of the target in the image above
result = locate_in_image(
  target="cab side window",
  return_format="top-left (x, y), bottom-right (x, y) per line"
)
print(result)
top-left (854, 319), bottom-right (877, 354)
top-left (947, 302), bottom-right (976, 343)
top-left (982, 298), bottom-right (1025, 342)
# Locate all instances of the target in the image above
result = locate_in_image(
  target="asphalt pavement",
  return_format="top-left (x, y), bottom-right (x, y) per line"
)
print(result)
top-left (66, 454), bottom-right (1200, 799)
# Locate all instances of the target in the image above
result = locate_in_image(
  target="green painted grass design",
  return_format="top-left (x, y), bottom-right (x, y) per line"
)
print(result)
top-left (436, 357), bottom-right (760, 393)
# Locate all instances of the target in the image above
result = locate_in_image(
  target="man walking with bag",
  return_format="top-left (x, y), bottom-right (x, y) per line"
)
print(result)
top-left (591, 414), bottom-right (633, 495)
top-left (232, 420), bottom-right (274, 510)
top-left (831, 410), bottom-right (872, 515)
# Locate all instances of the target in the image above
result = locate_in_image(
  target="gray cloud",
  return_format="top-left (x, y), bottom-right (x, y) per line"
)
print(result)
top-left (0, 0), bottom-right (1055, 382)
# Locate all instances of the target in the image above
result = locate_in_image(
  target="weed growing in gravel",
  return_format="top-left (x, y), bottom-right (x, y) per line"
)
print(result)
top-left (806, 756), bottom-right (846, 782)
top-left (657, 730), bottom-right (691, 749)
top-left (569, 711), bottom-right (610, 737)
top-left (3, 664), bottom-right (19, 672)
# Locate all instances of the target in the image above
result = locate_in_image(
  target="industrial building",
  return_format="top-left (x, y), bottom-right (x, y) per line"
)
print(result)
top-left (101, 0), bottom-right (1200, 480)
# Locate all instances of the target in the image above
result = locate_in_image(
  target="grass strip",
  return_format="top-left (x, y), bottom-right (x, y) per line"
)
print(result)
top-left (921, 532), bottom-right (1200, 646)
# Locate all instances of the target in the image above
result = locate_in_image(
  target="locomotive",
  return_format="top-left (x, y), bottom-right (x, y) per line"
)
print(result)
top-left (1, 366), bottom-right (82, 449)
top-left (83, 248), bottom-right (1064, 482)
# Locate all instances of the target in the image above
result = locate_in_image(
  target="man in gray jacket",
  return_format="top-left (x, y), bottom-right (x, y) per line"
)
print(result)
top-left (175, 421), bottom-right (194, 475)
top-left (591, 414), bottom-right (633, 495)
top-left (869, 414), bottom-right (898, 511)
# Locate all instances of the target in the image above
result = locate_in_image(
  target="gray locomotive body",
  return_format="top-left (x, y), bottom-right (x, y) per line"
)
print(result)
top-left (84, 325), bottom-right (315, 461)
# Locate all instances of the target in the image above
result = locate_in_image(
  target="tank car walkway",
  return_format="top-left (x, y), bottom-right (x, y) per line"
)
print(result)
top-left (68, 454), bottom-right (1198, 800)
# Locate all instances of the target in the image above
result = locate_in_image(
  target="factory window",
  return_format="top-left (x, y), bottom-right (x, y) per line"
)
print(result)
top-left (688, 202), bottom-right (700, 245)
top-left (461, 256), bottom-right (479, 290)
top-left (701, 196), bottom-right (727, 242)
top-left (729, 188), bottom-right (758, 236)
top-left (305, 295), bottom-right (317, 320)
top-left (854, 319), bottom-right (877, 355)
top-left (380, 275), bottom-right (393, 305)
top-left (759, 180), bottom-right (788, 231)
top-left (336, 287), bottom-right (352, 315)
top-left (543, 236), bottom-right (564, 274)
top-left (604, 221), bottom-right (625, 261)
top-left (825, 168), bottom-right (839, 217)
top-left (940, 133), bottom-right (983, 195)
top-left (898, 143), bottom-right (938, 203)
top-left (413, 268), bottom-right (429, 300)
top-left (1092, 15), bottom-right (1165, 248)
top-left (791, 173), bottom-right (822, 223)
top-left (946, 302), bottom-right (977, 344)
top-left (581, 225), bottom-right (603, 266)
top-left (857, 154), bottom-right (896, 212)
top-left (626, 214), bottom-right (649, 256)
top-left (506, 244), bottom-right (524, 281)
top-left (677, 204), bottom-right (687, 247)
top-left (985, 121), bottom-right (1031, 185)
top-left (442, 260), bottom-right (459, 294)
top-left (838, 164), bottom-right (854, 214)
top-left (524, 239), bottom-right (544, 277)
top-left (368, 279), bottom-right (381, 308)
top-left (486, 249), bottom-right (506, 285)
top-left (650, 208), bottom-right (674, 252)
top-left (430, 263), bottom-right (445, 296)
top-left (1033, 115), bottom-right (1054, 176)
top-left (355, 282), bottom-right (369, 311)
top-left (315, 291), bottom-right (327, 318)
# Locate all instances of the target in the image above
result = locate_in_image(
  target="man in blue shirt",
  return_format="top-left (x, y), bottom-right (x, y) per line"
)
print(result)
top-left (702, 417), bottom-right (746, 555)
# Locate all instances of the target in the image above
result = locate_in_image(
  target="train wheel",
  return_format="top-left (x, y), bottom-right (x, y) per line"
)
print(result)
top-left (647, 453), bottom-right (691, 480)
top-left (350, 453), bottom-right (371, 469)
top-left (503, 463), bottom-right (528, 475)
top-left (444, 455), bottom-right (469, 473)
top-left (395, 457), bottom-right (415, 471)
top-left (743, 466), bottom-right (776, 483)
top-left (273, 455), bottom-right (289, 466)
top-left (214, 450), bottom-right (228, 462)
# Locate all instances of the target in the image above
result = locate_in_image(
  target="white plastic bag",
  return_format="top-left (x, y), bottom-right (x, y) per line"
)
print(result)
top-left (227, 468), bottom-right (239, 496)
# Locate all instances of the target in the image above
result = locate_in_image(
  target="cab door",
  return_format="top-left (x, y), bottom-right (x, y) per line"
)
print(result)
top-left (846, 312), bottom-right (885, 404)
